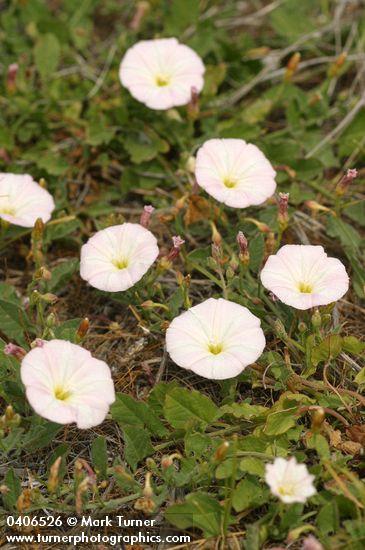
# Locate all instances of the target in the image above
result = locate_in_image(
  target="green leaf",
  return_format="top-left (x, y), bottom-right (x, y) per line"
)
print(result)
top-left (2, 469), bottom-right (22, 511)
top-left (44, 219), bottom-right (81, 244)
top-left (354, 367), bottom-right (365, 386)
top-left (164, 0), bottom-right (199, 34)
top-left (164, 387), bottom-right (220, 430)
top-left (0, 282), bottom-right (34, 347)
top-left (317, 501), bottom-right (339, 535)
top-left (184, 432), bottom-right (212, 457)
top-left (342, 336), bottom-right (365, 355)
top-left (86, 117), bottom-right (116, 146)
top-left (232, 476), bottom-right (268, 512)
top-left (46, 259), bottom-right (79, 292)
top-left (339, 109), bottom-right (365, 156)
top-left (123, 129), bottom-right (169, 164)
top-left (91, 436), bottom-right (108, 478)
top-left (326, 217), bottom-right (361, 254)
top-left (239, 457), bottom-right (265, 477)
top-left (307, 433), bottom-right (330, 459)
top-left (34, 33), bottom-right (61, 79)
top-left (221, 402), bottom-right (267, 420)
top-left (311, 335), bottom-right (343, 367)
top-left (111, 393), bottom-right (168, 437)
top-left (53, 318), bottom-right (82, 342)
top-left (24, 418), bottom-right (62, 451)
top-left (248, 233), bottom-right (265, 273)
top-left (122, 426), bottom-right (154, 471)
top-left (270, 0), bottom-right (316, 38)
top-left (264, 409), bottom-right (296, 436)
top-left (165, 493), bottom-right (224, 537)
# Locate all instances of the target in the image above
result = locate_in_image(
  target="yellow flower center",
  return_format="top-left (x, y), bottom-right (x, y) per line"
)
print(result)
top-left (223, 176), bottom-right (237, 189)
top-left (54, 385), bottom-right (72, 401)
top-left (0, 206), bottom-right (16, 216)
top-left (298, 282), bottom-right (313, 293)
top-left (208, 342), bottom-right (224, 355)
top-left (278, 484), bottom-right (295, 497)
top-left (155, 75), bottom-right (170, 87)
top-left (112, 258), bottom-right (129, 270)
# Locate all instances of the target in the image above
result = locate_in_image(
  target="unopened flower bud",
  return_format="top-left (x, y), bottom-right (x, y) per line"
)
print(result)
top-left (32, 217), bottom-right (44, 239)
top-left (34, 266), bottom-right (52, 281)
top-left (146, 458), bottom-right (157, 471)
top-left (40, 293), bottom-right (59, 304)
top-left (336, 168), bottom-right (358, 196)
top-left (245, 218), bottom-right (270, 233)
top-left (140, 205), bottom-right (155, 228)
top-left (5, 405), bottom-right (15, 422)
top-left (130, 1), bottom-right (150, 31)
top-left (4, 343), bottom-right (26, 361)
top-left (277, 192), bottom-right (289, 231)
top-left (311, 309), bottom-right (322, 329)
top-left (166, 235), bottom-right (185, 261)
top-left (186, 156), bottom-right (196, 173)
top-left (16, 489), bottom-right (32, 513)
top-left (134, 496), bottom-right (156, 514)
top-left (321, 313), bottom-right (332, 327)
top-left (228, 255), bottom-right (238, 273)
top-left (298, 322), bottom-right (307, 333)
top-left (328, 52), bottom-right (347, 78)
top-left (143, 472), bottom-right (153, 498)
top-left (48, 456), bottom-right (62, 494)
top-left (226, 266), bottom-right (235, 280)
top-left (187, 86), bottom-right (199, 119)
top-left (77, 318), bottom-right (90, 340)
top-left (311, 407), bottom-right (325, 432)
top-left (265, 231), bottom-right (276, 258)
top-left (236, 231), bottom-right (250, 265)
top-left (161, 453), bottom-right (181, 469)
top-left (46, 312), bottom-right (57, 327)
top-left (6, 63), bottom-right (18, 93)
top-left (214, 441), bottom-right (229, 462)
top-left (305, 200), bottom-right (331, 213)
top-left (211, 242), bottom-right (222, 263)
top-left (210, 222), bottom-right (222, 247)
top-left (274, 319), bottom-right (288, 340)
top-left (31, 338), bottom-right (46, 348)
top-left (285, 52), bottom-right (301, 81)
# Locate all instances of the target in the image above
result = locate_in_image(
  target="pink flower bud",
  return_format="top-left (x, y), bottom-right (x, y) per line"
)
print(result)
top-left (7, 63), bottom-right (18, 93)
top-left (167, 236), bottom-right (185, 261)
top-left (187, 86), bottom-right (200, 119)
top-left (31, 338), bottom-right (47, 348)
top-left (302, 535), bottom-right (324, 550)
top-left (236, 231), bottom-right (248, 254)
top-left (336, 168), bottom-right (358, 196)
top-left (140, 205), bottom-right (155, 228)
top-left (278, 192), bottom-right (289, 230)
top-left (236, 231), bottom-right (249, 265)
top-left (130, 1), bottom-right (150, 31)
top-left (4, 343), bottom-right (26, 361)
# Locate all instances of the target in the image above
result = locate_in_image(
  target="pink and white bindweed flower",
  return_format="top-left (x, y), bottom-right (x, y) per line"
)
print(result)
top-left (119, 38), bottom-right (205, 110)
top-left (0, 173), bottom-right (55, 227)
top-left (21, 339), bottom-right (115, 429)
top-left (260, 244), bottom-right (349, 310)
top-left (265, 457), bottom-right (316, 504)
top-left (166, 297), bottom-right (265, 380)
top-left (195, 139), bottom-right (276, 208)
top-left (80, 223), bottom-right (159, 292)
